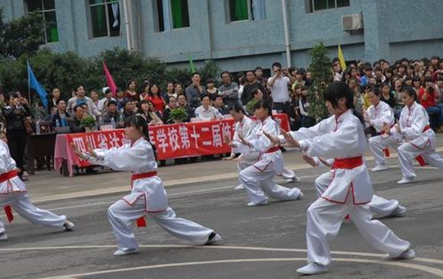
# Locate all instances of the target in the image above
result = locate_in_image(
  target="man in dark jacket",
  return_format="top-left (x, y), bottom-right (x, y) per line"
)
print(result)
top-left (3, 92), bottom-right (32, 180)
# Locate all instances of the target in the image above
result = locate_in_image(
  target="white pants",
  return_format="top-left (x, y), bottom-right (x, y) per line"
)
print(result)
top-left (368, 135), bottom-right (399, 166)
top-left (314, 171), bottom-right (400, 217)
top-left (0, 193), bottom-right (66, 232)
top-left (306, 190), bottom-right (411, 266)
top-left (398, 142), bottom-right (443, 178)
top-left (237, 160), bottom-right (296, 179)
top-left (238, 164), bottom-right (301, 204)
top-left (108, 199), bottom-right (214, 251)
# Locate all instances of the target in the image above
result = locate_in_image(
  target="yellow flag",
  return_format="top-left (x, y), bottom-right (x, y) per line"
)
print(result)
top-left (338, 45), bottom-right (346, 70)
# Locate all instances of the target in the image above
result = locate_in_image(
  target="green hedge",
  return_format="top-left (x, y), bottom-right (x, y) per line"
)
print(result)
top-left (0, 47), bottom-right (220, 103)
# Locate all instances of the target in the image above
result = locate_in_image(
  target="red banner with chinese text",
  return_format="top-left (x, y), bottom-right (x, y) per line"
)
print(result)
top-left (68, 114), bottom-right (289, 166)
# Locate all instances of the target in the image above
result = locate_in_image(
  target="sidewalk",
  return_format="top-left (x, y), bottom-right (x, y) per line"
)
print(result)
top-left (27, 135), bottom-right (443, 203)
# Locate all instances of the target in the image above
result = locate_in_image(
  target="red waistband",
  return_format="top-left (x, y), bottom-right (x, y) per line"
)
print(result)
top-left (0, 170), bottom-right (18, 183)
top-left (265, 146), bottom-right (281, 153)
top-left (423, 125), bottom-right (430, 132)
top-left (332, 156), bottom-right (363, 169)
top-left (131, 171), bottom-right (157, 181)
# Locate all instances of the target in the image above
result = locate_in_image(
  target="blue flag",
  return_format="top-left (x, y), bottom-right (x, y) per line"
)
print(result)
top-left (27, 61), bottom-right (48, 108)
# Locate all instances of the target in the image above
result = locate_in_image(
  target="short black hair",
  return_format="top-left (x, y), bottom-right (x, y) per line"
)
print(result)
top-left (107, 100), bottom-right (117, 107)
top-left (73, 104), bottom-right (84, 112)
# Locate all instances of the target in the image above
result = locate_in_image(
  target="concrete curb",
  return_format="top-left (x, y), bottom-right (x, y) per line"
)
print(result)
top-left (32, 147), bottom-right (443, 204)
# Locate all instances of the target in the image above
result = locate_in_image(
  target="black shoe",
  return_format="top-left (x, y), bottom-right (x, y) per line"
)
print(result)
top-left (85, 167), bottom-right (98, 174)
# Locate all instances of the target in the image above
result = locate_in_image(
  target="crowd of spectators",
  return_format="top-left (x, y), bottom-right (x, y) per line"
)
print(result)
top-left (1, 55), bottom-right (443, 174)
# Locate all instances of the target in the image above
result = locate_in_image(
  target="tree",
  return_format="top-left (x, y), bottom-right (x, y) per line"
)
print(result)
top-left (307, 42), bottom-right (332, 122)
top-left (0, 8), bottom-right (45, 59)
top-left (92, 47), bottom-right (167, 91)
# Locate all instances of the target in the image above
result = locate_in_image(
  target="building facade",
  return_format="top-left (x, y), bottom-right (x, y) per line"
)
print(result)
top-left (1, 0), bottom-right (442, 72)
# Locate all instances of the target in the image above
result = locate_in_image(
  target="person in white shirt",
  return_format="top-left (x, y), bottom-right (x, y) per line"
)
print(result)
top-left (194, 95), bottom-right (223, 121)
top-left (364, 86), bottom-right (395, 137)
top-left (225, 103), bottom-right (300, 190)
top-left (0, 135), bottom-right (74, 241)
top-left (97, 87), bottom-right (116, 113)
top-left (229, 98), bottom-right (303, 206)
top-left (267, 62), bottom-right (294, 116)
top-left (71, 115), bottom-right (221, 256)
top-left (383, 87), bottom-right (443, 184)
top-left (301, 155), bottom-right (407, 218)
top-left (266, 82), bottom-right (414, 275)
top-left (365, 86), bottom-right (398, 172)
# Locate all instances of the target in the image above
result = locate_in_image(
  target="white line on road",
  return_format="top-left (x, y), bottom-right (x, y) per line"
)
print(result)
top-left (30, 251), bottom-right (443, 279)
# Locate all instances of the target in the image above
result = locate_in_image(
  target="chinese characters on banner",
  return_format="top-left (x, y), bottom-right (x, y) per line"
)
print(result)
top-left (68, 114), bottom-right (290, 167)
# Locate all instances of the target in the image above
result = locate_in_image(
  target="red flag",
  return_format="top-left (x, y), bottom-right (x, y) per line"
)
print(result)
top-left (103, 61), bottom-right (117, 97)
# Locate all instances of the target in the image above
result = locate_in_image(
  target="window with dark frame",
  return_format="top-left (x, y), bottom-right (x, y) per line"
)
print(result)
top-left (26, 0), bottom-right (59, 43)
top-left (228, 0), bottom-right (266, 22)
top-left (156, 0), bottom-right (190, 32)
top-left (89, 0), bottom-right (120, 38)
top-left (310, 0), bottom-right (350, 12)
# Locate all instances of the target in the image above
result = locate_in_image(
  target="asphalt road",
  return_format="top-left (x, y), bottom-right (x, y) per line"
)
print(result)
top-left (0, 156), bottom-right (442, 279)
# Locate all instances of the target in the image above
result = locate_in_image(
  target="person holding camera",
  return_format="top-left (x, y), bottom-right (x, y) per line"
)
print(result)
top-left (2, 92), bottom-right (32, 181)
top-left (267, 62), bottom-right (294, 118)
top-left (418, 76), bottom-right (441, 131)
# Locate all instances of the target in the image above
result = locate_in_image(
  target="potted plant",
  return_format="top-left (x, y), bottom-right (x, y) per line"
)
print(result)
top-left (80, 115), bottom-right (97, 132)
top-left (168, 107), bottom-right (188, 124)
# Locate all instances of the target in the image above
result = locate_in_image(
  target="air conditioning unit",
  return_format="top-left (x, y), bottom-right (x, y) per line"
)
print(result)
top-left (342, 13), bottom-right (363, 32)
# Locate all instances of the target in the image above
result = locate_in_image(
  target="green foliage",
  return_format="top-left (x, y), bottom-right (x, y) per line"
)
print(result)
top-left (92, 47), bottom-right (167, 91)
top-left (168, 107), bottom-right (188, 122)
top-left (80, 115), bottom-right (97, 128)
top-left (30, 49), bottom-right (93, 100)
top-left (0, 12), bottom-right (221, 113)
top-left (307, 42), bottom-right (332, 122)
top-left (0, 8), bottom-right (45, 59)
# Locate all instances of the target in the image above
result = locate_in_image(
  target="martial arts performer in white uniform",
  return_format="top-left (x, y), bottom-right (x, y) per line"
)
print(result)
top-left (384, 87), bottom-right (443, 184)
top-left (224, 103), bottom-right (299, 190)
top-left (302, 155), bottom-right (406, 218)
top-left (365, 87), bottom-right (397, 172)
top-left (0, 138), bottom-right (74, 241)
top-left (267, 82), bottom-right (414, 275)
top-left (229, 98), bottom-right (303, 206)
top-left (72, 115), bottom-right (221, 256)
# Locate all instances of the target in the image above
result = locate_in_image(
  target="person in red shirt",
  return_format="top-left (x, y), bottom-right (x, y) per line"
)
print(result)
top-left (418, 77), bottom-right (441, 130)
top-left (147, 84), bottom-right (165, 116)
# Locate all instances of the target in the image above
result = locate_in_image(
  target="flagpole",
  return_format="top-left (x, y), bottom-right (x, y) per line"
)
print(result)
top-left (27, 61), bottom-right (31, 102)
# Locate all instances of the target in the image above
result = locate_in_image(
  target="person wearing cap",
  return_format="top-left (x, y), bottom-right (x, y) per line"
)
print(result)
top-left (97, 87), bottom-right (116, 113)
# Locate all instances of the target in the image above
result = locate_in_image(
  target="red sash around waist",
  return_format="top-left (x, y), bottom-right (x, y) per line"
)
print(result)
top-left (130, 171), bottom-right (157, 228)
top-left (131, 171), bottom-right (157, 181)
top-left (0, 170), bottom-right (18, 183)
top-left (332, 156), bottom-right (363, 169)
top-left (265, 146), bottom-right (280, 153)
top-left (422, 125), bottom-right (430, 132)
top-left (0, 170), bottom-right (18, 223)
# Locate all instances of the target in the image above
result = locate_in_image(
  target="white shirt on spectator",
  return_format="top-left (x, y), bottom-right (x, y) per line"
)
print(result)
top-left (194, 105), bottom-right (223, 121)
top-left (268, 76), bottom-right (290, 103)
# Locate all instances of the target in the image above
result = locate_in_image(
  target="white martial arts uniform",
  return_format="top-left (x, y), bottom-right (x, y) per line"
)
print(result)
top-left (231, 116), bottom-right (298, 188)
top-left (234, 116), bottom-right (302, 205)
top-left (310, 157), bottom-right (404, 218)
top-left (286, 109), bottom-right (411, 266)
top-left (365, 100), bottom-right (395, 133)
top-left (0, 140), bottom-right (67, 235)
top-left (367, 101), bottom-right (398, 168)
top-left (85, 137), bottom-right (215, 252)
top-left (391, 101), bottom-right (443, 179)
